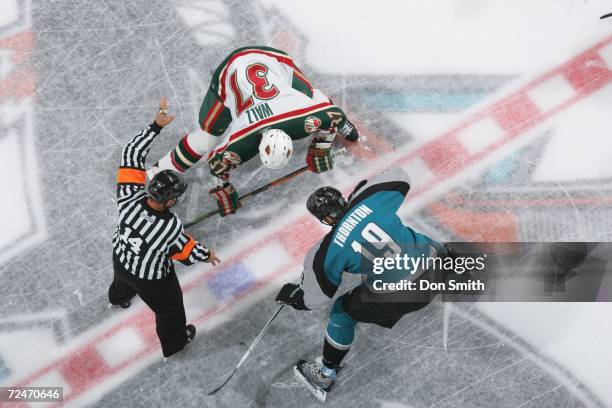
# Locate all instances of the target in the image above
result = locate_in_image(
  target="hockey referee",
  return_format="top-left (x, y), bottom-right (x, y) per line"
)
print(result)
top-left (108, 97), bottom-right (221, 358)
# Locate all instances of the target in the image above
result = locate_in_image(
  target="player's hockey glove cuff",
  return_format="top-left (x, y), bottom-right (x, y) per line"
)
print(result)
top-left (209, 183), bottom-right (241, 217)
top-left (336, 117), bottom-right (359, 142)
top-left (306, 140), bottom-right (333, 174)
top-left (276, 283), bottom-right (310, 311)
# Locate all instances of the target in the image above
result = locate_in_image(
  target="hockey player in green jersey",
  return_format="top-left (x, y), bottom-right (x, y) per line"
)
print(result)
top-left (147, 46), bottom-right (359, 217)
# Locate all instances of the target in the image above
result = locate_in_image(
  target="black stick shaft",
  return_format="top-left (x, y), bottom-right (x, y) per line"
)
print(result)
top-left (185, 166), bottom-right (308, 227)
top-left (207, 305), bottom-right (285, 395)
top-left (185, 147), bottom-right (346, 228)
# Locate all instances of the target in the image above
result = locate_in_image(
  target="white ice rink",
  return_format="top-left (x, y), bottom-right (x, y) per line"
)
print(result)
top-left (1, 0), bottom-right (612, 407)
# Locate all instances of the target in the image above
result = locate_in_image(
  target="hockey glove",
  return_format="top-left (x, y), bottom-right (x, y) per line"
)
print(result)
top-left (306, 140), bottom-right (333, 174)
top-left (276, 283), bottom-right (310, 311)
top-left (209, 183), bottom-right (241, 217)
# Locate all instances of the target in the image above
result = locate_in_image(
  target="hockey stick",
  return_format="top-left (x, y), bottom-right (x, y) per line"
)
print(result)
top-left (207, 304), bottom-right (285, 395)
top-left (601, 12), bottom-right (612, 19)
top-left (185, 147), bottom-right (347, 227)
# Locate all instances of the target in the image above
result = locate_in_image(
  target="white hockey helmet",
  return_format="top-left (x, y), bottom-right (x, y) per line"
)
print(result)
top-left (259, 129), bottom-right (293, 169)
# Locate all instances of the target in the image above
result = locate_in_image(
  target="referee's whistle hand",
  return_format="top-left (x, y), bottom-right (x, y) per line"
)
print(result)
top-left (207, 248), bottom-right (221, 266)
top-left (154, 96), bottom-right (176, 127)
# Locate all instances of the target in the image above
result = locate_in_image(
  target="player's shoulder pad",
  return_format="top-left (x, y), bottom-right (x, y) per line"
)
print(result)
top-left (347, 168), bottom-right (411, 206)
top-left (310, 231), bottom-right (339, 298)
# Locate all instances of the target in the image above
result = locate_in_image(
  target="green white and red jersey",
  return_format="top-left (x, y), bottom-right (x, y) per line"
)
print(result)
top-left (152, 46), bottom-right (347, 184)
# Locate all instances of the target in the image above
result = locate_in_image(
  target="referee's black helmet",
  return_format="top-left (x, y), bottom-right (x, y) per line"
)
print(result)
top-left (148, 170), bottom-right (187, 203)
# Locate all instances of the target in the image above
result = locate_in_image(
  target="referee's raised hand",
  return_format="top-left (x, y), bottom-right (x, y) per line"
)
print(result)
top-left (207, 248), bottom-right (221, 266)
top-left (155, 96), bottom-right (176, 127)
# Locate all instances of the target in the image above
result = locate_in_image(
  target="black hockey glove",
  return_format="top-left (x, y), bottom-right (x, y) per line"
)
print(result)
top-left (276, 283), bottom-right (310, 311)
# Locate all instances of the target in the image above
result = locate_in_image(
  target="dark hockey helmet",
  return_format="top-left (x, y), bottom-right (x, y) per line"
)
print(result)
top-left (147, 170), bottom-right (187, 203)
top-left (306, 187), bottom-right (347, 225)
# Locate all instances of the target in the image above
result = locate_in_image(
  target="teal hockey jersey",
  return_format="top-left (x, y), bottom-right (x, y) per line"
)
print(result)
top-left (309, 170), bottom-right (440, 299)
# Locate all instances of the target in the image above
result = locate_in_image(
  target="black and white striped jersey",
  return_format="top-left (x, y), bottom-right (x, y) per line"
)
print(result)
top-left (113, 122), bottom-right (210, 280)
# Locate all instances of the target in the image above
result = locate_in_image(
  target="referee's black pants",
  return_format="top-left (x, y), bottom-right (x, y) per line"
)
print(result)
top-left (108, 257), bottom-right (188, 357)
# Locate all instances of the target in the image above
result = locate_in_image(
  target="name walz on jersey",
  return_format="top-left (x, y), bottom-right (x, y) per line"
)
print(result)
top-left (245, 102), bottom-right (274, 124)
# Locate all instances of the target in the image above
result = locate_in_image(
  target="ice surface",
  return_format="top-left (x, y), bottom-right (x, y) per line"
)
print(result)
top-left (1, 0), bottom-right (612, 407)
top-left (260, 0), bottom-right (612, 75)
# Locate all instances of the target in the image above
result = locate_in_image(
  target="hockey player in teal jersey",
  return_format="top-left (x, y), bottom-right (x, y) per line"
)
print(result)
top-left (276, 169), bottom-right (456, 401)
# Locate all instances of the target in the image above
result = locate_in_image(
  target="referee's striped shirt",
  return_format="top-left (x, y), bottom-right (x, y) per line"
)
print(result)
top-left (113, 122), bottom-right (210, 280)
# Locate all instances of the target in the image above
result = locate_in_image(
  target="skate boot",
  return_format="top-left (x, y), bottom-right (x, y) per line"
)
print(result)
top-left (163, 324), bottom-right (197, 362)
top-left (107, 299), bottom-right (132, 309)
top-left (186, 324), bottom-right (196, 344)
top-left (294, 359), bottom-right (337, 402)
top-left (336, 117), bottom-right (359, 142)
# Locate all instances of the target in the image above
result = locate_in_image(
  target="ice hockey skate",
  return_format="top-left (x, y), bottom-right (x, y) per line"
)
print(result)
top-left (293, 359), bottom-right (337, 402)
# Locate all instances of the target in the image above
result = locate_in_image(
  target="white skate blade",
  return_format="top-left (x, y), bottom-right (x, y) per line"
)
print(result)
top-left (293, 366), bottom-right (327, 402)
